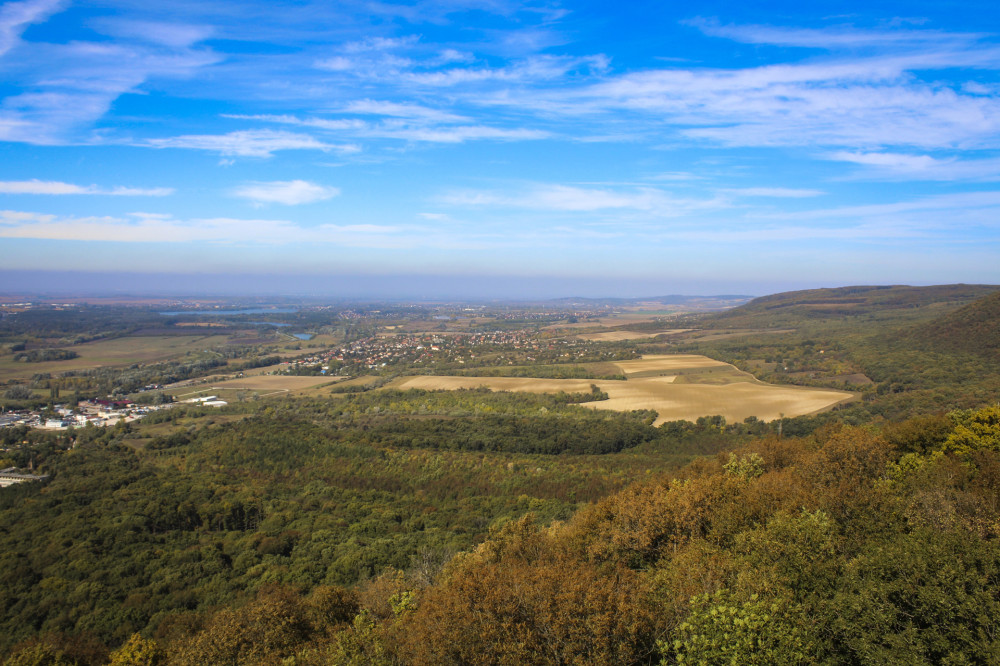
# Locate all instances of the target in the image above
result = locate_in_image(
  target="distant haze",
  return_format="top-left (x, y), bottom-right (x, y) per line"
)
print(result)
top-left (0, 270), bottom-right (781, 301)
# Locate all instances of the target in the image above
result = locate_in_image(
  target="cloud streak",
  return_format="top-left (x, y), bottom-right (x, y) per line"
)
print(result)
top-left (439, 183), bottom-right (728, 216)
top-left (724, 187), bottom-right (825, 198)
top-left (0, 180), bottom-right (173, 196)
top-left (0, 210), bottom-right (404, 247)
top-left (144, 130), bottom-right (358, 157)
top-left (227, 112), bottom-right (548, 144)
top-left (829, 151), bottom-right (1000, 181)
top-left (232, 180), bottom-right (340, 205)
top-left (689, 18), bottom-right (985, 50)
top-left (0, 9), bottom-right (219, 143)
top-left (0, 0), bottom-right (63, 58)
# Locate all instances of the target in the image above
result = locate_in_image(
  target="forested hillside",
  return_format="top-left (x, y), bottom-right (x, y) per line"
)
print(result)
top-left (706, 284), bottom-right (998, 325)
top-left (0, 389), bottom-right (754, 662)
top-left (6, 405), bottom-right (1000, 664)
top-left (908, 290), bottom-right (1000, 357)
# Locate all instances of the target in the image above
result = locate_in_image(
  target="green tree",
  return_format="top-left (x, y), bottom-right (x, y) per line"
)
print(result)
top-left (663, 589), bottom-right (816, 665)
top-left (107, 634), bottom-right (159, 666)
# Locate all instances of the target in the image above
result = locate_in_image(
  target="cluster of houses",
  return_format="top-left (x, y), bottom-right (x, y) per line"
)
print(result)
top-left (274, 330), bottom-right (554, 372)
top-left (0, 467), bottom-right (48, 488)
top-left (0, 398), bottom-right (175, 431)
top-left (180, 395), bottom-right (228, 407)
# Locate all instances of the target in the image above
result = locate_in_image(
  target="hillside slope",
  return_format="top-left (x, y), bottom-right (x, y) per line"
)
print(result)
top-left (704, 284), bottom-right (998, 327)
top-left (909, 290), bottom-right (1000, 357)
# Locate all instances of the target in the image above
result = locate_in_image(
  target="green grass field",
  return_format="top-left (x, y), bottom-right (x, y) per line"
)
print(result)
top-left (0, 334), bottom-right (232, 383)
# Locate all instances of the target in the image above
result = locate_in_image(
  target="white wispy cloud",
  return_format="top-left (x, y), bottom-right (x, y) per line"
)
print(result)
top-left (0, 0), bottom-right (63, 58)
top-left (222, 114), bottom-right (366, 132)
top-left (688, 18), bottom-right (984, 50)
top-left (0, 22), bottom-right (219, 143)
top-left (232, 180), bottom-right (340, 206)
top-left (0, 210), bottom-right (402, 246)
top-left (144, 130), bottom-right (358, 157)
top-left (439, 183), bottom-right (725, 214)
top-left (229, 112), bottom-right (547, 144)
top-left (829, 151), bottom-right (942, 170)
top-left (313, 31), bottom-right (606, 91)
top-left (829, 151), bottom-right (1000, 181)
top-left (342, 35), bottom-right (420, 54)
top-left (89, 17), bottom-right (213, 48)
top-left (341, 99), bottom-right (467, 123)
top-left (366, 124), bottom-right (548, 143)
top-left (724, 187), bottom-right (825, 198)
top-left (0, 179), bottom-right (173, 196)
top-left (472, 25), bottom-right (1000, 155)
top-left (314, 35), bottom-right (418, 76)
top-left (0, 207), bottom-right (507, 252)
top-left (403, 54), bottom-right (608, 86)
top-left (760, 190), bottom-right (1000, 230)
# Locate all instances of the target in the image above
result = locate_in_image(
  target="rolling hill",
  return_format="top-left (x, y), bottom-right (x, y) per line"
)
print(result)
top-left (908, 290), bottom-right (1000, 357)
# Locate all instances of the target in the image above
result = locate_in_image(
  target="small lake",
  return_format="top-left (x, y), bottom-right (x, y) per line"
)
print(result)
top-left (292, 333), bottom-right (313, 340)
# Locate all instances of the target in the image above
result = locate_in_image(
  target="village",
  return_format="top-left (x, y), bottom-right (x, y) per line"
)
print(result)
top-left (273, 329), bottom-right (627, 375)
top-left (0, 397), bottom-right (175, 431)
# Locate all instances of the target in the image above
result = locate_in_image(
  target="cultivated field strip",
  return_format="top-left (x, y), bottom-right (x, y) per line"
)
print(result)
top-left (385, 354), bottom-right (855, 424)
top-left (575, 329), bottom-right (693, 342)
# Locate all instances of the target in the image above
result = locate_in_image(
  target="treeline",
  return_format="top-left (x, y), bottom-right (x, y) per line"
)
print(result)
top-left (11, 349), bottom-right (79, 363)
top-left (345, 411), bottom-right (655, 455)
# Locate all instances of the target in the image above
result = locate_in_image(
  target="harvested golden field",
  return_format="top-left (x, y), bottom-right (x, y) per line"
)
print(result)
top-left (580, 380), bottom-right (853, 425)
top-left (576, 329), bottom-right (693, 342)
top-left (610, 354), bottom-right (733, 375)
top-left (387, 354), bottom-right (854, 423)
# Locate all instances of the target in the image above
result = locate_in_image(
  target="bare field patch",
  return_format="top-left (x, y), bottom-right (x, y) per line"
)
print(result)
top-left (582, 381), bottom-right (853, 424)
top-left (610, 354), bottom-right (732, 375)
top-left (389, 376), bottom-right (599, 393)
top-left (581, 361), bottom-right (628, 377)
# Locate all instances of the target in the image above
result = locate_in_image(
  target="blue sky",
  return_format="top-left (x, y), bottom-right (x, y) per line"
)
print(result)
top-left (1, 0), bottom-right (1000, 298)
